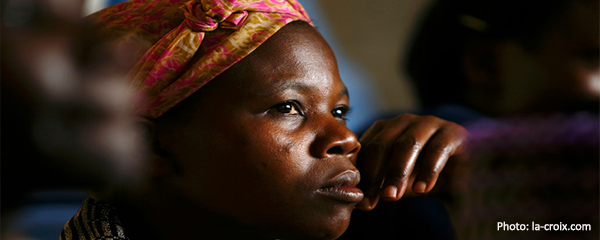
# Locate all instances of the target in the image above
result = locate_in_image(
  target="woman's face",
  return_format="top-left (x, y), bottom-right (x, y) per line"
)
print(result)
top-left (156, 23), bottom-right (362, 239)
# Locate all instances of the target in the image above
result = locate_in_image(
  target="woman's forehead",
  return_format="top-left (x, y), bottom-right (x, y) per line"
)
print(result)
top-left (242, 22), bottom-right (334, 70)
top-left (219, 22), bottom-right (343, 93)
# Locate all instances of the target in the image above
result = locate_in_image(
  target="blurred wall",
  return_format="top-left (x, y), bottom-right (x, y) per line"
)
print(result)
top-left (317, 0), bottom-right (433, 112)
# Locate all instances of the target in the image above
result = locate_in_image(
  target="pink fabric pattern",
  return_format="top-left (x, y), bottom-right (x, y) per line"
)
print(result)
top-left (92, 0), bottom-right (312, 118)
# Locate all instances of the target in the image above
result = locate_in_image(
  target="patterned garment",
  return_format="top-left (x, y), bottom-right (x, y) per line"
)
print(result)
top-left (449, 112), bottom-right (600, 240)
top-left (61, 198), bottom-right (129, 240)
top-left (90, 0), bottom-right (312, 118)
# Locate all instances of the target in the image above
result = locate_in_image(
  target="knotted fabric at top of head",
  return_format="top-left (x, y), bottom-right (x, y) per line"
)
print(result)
top-left (92, 0), bottom-right (312, 118)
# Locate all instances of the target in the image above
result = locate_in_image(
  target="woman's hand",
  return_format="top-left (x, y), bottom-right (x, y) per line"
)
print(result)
top-left (356, 114), bottom-right (468, 211)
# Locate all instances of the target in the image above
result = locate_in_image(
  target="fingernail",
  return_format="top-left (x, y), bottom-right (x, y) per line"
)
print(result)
top-left (384, 185), bottom-right (398, 198)
top-left (413, 181), bottom-right (427, 193)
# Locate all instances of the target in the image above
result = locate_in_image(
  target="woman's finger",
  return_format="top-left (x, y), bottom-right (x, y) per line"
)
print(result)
top-left (356, 118), bottom-right (410, 211)
top-left (380, 116), bottom-right (439, 201)
top-left (412, 122), bottom-right (467, 194)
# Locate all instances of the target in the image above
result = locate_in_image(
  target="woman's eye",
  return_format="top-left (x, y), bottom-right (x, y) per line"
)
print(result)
top-left (275, 102), bottom-right (302, 115)
top-left (331, 106), bottom-right (349, 120)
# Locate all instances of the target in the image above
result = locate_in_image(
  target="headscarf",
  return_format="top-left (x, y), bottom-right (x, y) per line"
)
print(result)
top-left (92, 0), bottom-right (312, 118)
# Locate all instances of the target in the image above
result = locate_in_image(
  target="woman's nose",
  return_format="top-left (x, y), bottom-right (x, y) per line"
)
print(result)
top-left (311, 118), bottom-right (361, 160)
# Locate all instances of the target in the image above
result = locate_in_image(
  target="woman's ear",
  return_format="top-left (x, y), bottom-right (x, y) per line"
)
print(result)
top-left (136, 117), bottom-right (174, 178)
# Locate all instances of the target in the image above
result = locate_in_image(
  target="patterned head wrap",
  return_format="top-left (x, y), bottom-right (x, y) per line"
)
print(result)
top-left (92, 0), bottom-right (312, 118)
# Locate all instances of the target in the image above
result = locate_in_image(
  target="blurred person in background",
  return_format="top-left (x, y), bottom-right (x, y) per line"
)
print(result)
top-left (2, 0), bottom-right (147, 238)
top-left (386, 0), bottom-right (598, 239)
top-left (407, 0), bottom-right (598, 117)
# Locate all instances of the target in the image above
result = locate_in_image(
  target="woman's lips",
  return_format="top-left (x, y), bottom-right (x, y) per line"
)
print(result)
top-left (317, 170), bottom-right (364, 203)
top-left (317, 186), bottom-right (364, 203)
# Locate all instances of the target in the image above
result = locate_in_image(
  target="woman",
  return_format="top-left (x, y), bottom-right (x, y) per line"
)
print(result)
top-left (62, 0), bottom-right (467, 239)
